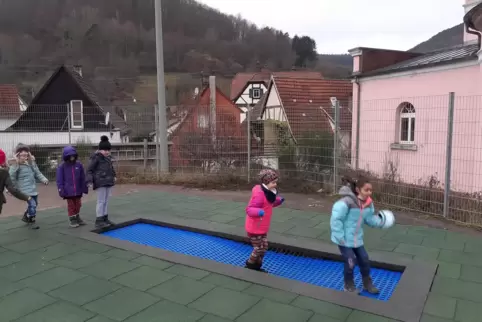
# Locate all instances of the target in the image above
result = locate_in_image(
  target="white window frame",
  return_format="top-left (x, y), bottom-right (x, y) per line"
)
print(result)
top-left (197, 114), bottom-right (208, 129)
top-left (399, 103), bottom-right (415, 144)
top-left (252, 88), bottom-right (262, 99)
top-left (70, 100), bottom-right (84, 129)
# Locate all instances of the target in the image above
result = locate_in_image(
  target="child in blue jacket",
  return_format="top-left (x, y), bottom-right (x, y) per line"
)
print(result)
top-left (330, 176), bottom-right (382, 294)
top-left (56, 146), bottom-right (88, 228)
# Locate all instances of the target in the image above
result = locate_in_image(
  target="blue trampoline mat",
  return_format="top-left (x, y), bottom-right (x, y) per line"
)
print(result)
top-left (102, 223), bottom-right (401, 301)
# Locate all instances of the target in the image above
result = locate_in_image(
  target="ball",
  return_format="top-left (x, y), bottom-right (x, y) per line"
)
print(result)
top-left (378, 210), bottom-right (395, 229)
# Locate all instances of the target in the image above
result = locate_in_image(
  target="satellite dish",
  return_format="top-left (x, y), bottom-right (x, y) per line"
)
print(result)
top-left (105, 112), bottom-right (110, 125)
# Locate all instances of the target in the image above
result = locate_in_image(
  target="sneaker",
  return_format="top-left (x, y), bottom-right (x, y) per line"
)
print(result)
top-left (69, 216), bottom-right (80, 228)
top-left (95, 217), bottom-right (110, 229)
top-left (344, 279), bottom-right (357, 293)
top-left (76, 215), bottom-right (86, 226)
top-left (21, 212), bottom-right (29, 223)
top-left (362, 277), bottom-right (380, 294)
top-left (103, 215), bottom-right (114, 226)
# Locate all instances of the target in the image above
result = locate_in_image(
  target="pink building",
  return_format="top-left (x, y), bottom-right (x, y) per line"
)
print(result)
top-left (348, 0), bottom-right (482, 193)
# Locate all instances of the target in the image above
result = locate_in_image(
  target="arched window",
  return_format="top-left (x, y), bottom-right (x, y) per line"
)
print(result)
top-left (399, 102), bottom-right (415, 143)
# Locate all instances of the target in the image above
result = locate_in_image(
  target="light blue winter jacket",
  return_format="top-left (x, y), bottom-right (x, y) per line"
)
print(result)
top-left (330, 185), bottom-right (382, 248)
top-left (9, 157), bottom-right (48, 196)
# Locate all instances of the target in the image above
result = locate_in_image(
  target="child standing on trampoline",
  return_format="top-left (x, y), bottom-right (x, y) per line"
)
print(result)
top-left (245, 169), bottom-right (284, 272)
top-left (330, 176), bottom-right (382, 294)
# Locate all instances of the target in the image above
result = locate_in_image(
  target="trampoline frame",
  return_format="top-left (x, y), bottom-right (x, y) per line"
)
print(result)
top-left (65, 215), bottom-right (437, 322)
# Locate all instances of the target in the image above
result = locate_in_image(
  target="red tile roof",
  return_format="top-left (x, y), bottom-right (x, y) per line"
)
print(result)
top-left (0, 85), bottom-right (21, 119)
top-left (271, 77), bottom-right (352, 137)
top-left (230, 71), bottom-right (323, 101)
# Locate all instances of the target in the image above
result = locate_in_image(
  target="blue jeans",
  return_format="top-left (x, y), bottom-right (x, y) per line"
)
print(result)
top-left (338, 245), bottom-right (371, 281)
top-left (25, 195), bottom-right (38, 218)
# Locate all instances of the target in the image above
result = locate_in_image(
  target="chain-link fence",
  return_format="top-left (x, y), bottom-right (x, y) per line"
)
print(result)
top-left (0, 104), bottom-right (159, 180)
top-left (2, 93), bottom-right (482, 226)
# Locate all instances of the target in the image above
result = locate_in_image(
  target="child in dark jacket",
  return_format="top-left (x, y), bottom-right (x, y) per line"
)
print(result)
top-left (0, 149), bottom-right (32, 215)
top-left (56, 146), bottom-right (88, 228)
top-left (87, 136), bottom-right (116, 229)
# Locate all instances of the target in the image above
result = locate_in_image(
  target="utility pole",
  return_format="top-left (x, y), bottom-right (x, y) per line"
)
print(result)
top-left (155, 0), bottom-right (169, 172)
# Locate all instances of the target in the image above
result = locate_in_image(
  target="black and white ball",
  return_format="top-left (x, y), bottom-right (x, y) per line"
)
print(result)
top-left (378, 210), bottom-right (395, 229)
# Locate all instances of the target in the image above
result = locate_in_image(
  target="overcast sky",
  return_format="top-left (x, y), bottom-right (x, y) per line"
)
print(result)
top-left (197, 0), bottom-right (464, 54)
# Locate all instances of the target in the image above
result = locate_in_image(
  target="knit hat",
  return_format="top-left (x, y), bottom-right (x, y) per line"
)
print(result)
top-left (15, 143), bottom-right (30, 154)
top-left (0, 149), bottom-right (6, 166)
top-left (98, 135), bottom-right (111, 151)
top-left (258, 169), bottom-right (279, 185)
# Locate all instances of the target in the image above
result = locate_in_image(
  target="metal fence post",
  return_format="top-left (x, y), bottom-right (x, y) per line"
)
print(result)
top-left (333, 99), bottom-right (340, 192)
top-left (155, 105), bottom-right (160, 179)
top-left (443, 92), bottom-right (455, 218)
top-left (66, 103), bottom-right (72, 145)
top-left (247, 107), bottom-right (251, 182)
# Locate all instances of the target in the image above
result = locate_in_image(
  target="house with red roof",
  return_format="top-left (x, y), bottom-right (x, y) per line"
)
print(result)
top-left (0, 84), bottom-right (26, 130)
top-left (247, 76), bottom-right (352, 170)
top-left (168, 82), bottom-right (246, 169)
top-left (230, 70), bottom-right (323, 123)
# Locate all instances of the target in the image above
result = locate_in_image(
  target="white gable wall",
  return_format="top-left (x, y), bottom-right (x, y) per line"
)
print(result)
top-left (262, 82), bottom-right (287, 122)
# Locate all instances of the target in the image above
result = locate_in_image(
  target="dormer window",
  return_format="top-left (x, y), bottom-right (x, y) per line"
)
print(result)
top-left (70, 100), bottom-right (84, 129)
top-left (249, 88), bottom-right (263, 99)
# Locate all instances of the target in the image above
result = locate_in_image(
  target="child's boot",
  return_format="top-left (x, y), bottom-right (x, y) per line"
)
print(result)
top-left (245, 260), bottom-right (258, 271)
top-left (255, 262), bottom-right (267, 273)
top-left (245, 260), bottom-right (267, 273)
top-left (76, 215), bottom-right (86, 226)
top-left (27, 216), bottom-right (39, 230)
top-left (95, 217), bottom-right (109, 229)
top-left (343, 277), bottom-right (357, 293)
top-left (69, 216), bottom-right (80, 228)
top-left (103, 215), bottom-right (114, 226)
top-left (362, 276), bottom-right (379, 294)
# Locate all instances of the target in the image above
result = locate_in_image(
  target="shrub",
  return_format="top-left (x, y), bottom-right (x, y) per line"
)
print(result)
top-left (274, 121), bottom-right (335, 191)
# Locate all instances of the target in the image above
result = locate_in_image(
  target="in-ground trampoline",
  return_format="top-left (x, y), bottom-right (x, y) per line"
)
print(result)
top-left (83, 218), bottom-right (437, 321)
top-left (102, 222), bottom-right (401, 301)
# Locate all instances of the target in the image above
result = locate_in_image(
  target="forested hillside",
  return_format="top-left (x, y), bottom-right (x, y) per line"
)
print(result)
top-left (0, 0), bottom-right (348, 101)
top-left (0, 0), bottom-right (464, 103)
top-left (410, 23), bottom-right (463, 53)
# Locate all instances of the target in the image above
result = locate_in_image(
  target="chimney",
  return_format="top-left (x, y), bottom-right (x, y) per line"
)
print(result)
top-left (464, 0), bottom-right (482, 43)
top-left (73, 65), bottom-right (82, 77)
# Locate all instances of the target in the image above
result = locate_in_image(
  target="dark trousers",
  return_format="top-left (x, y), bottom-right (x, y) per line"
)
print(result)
top-left (338, 245), bottom-right (371, 281)
top-left (67, 197), bottom-right (82, 217)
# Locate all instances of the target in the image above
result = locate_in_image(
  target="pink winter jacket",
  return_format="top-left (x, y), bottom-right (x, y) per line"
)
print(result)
top-left (245, 185), bottom-right (283, 235)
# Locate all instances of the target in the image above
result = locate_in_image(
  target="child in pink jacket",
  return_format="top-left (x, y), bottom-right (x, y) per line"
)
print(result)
top-left (245, 169), bottom-right (284, 272)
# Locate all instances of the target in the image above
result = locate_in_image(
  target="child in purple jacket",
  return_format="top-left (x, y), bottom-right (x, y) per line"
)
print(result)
top-left (56, 146), bottom-right (88, 227)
